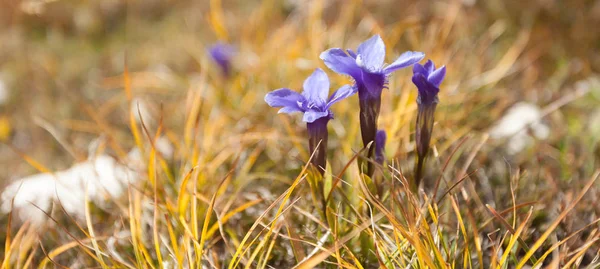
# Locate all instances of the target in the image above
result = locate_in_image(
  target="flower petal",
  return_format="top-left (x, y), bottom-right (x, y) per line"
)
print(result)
top-left (412, 74), bottom-right (439, 106)
top-left (320, 49), bottom-right (361, 80)
top-left (208, 43), bottom-right (236, 76)
top-left (208, 43), bottom-right (235, 64)
top-left (357, 35), bottom-right (385, 69)
top-left (302, 68), bottom-right (329, 106)
top-left (264, 88), bottom-right (305, 114)
top-left (278, 106), bottom-right (302, 114)
top-left (327, 84), bottom-right (356, 108)
top-left (428, 65), bottom-right (446, 87)
top-left (413, 62), bottom-right (427, 76)
top-left (303, 110), bottom-right (330, 123)
top-left (346, 49), bottom-right (357, 59)
top-left (360, 71), bottom-right (386, 98)
top-left (423, 60), bottom-right (435, 73)
top-left (375, 129), bottom-right (387, 164)
top-left (376, 129), bottom-right (387, 150)
top-left (383, 51), bottom-right (425, 73)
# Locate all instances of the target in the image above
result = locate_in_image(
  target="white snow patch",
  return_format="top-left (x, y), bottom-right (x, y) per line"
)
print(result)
top-left (1, 134), bottom-right (174, 225)
top-left (489, 102), bottom-right (549, 154)
top-left (0, 77), bottom-right (8, 105)
top-left (1, 155), bottom-right (137, 225)
top-left (156, 136), bottom-right (174, 159)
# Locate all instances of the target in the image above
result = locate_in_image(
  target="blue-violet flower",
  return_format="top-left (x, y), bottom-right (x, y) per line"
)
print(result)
top-left (412, 59), bottom-right (446, 190)
top-left (208, 43), bottom-right (236, 77)
top-left (265, 68), bottom-right (356, 174)
top-left (320, 35), bottom-right (424, 175)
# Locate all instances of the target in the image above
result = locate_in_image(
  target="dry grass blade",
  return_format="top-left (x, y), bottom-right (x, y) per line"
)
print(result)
top-left (326, 146), bottom-right (369, 203)
top-left (209, 0), bottom-right (229, 40)
top-left (562, 238), bottom-right (599, 268)
top-left (436, 169), bottom-right (478, 204)
top-left (30, 206), bottom-right (103, 267)
top-left (284, 217), bottom-right (306, 264)
top-left (128, 186), bottom-right (145, 268)
top-left (84, 184), bottom-right (109, 269)
top-left (531, 218), bottom-right (600, 268)
top-left (152, 164), bottom-right (163, 267)
top-left (479, 201), bottom-right (538, 229)
top-left (6, 144), bottom-right (52, 173)
top-left (206, 198), bottom-right (263, 238)
top-left (466, 208), bottom-right (484, 269)
top-left (240, 195), bottom-right (303, 268)
top-left (228, 167), bottom-right (310, 268)
top-left (516, 170), bottom-right (600, 268)
top-left (1, 204), bottom-right (13, 269)
top-left (177, 166), bottom-right (198, 215)
top-left (39, 243), bottom-right (70, 269)
top-left (1, 214), bottom-right (30, 269)
top-left (432, 135), bottom-right (470, 201)
top-left (498, 207), bottom-right (533, 267)
top-left (486, 204), bottom-right (537, 264)
top-left (450, 196), bottom-right (472, 269)
top-left (293, 213), bottom-right (385, 269)
top-left (198, 168), bottom-right (235, 266)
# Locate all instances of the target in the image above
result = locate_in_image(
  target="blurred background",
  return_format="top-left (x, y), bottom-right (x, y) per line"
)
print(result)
top-left (1, 0), bottom-right (600, 266)
top-left (1, 0), bottom-right (600, 183)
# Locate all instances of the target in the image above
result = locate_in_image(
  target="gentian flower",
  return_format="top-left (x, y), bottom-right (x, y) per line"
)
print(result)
top-left (264, 68), bottom-right (355, 174)
top-left (375, 130), bottom-right (387, 165)
top-left (412, 59), bottom-right (446, 191)
top-left (320, 35), bottom-right (424, 176)
top-left (208, 43), bottom-right (236, 77)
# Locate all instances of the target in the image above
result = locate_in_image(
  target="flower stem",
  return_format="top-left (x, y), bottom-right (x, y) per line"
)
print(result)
top-left (358, 91), bottom-right (381, 177)
top-left (413, 156), bottom-right (424, 193)
top-left (307, 117), bottom-right (329, 175)
top-left (413, 103), bottom-right (436, 192)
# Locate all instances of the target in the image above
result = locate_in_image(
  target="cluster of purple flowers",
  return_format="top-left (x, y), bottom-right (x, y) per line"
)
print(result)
top-left (255, 35), bottom-right (444, 191)
top-left (319, 35), bottom-right (427, 176)
top-left (262, 35), bottom-right (446, 187)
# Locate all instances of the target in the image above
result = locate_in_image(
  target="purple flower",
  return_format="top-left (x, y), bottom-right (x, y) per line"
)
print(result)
top-left (320, 35), bottom-right (424, 99)
top-left (412, 60), bottom-right (446, 106)
top-left (265, 68), bottom-right (356, 174)
top-left (412, 60), bottom-right (446, 192)
top-left (208, 43), bottom-right (236, 77)
top-left (320, 35), bottom-right (424, 176)
top-left (375, 130), bottom-right (386, 165)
